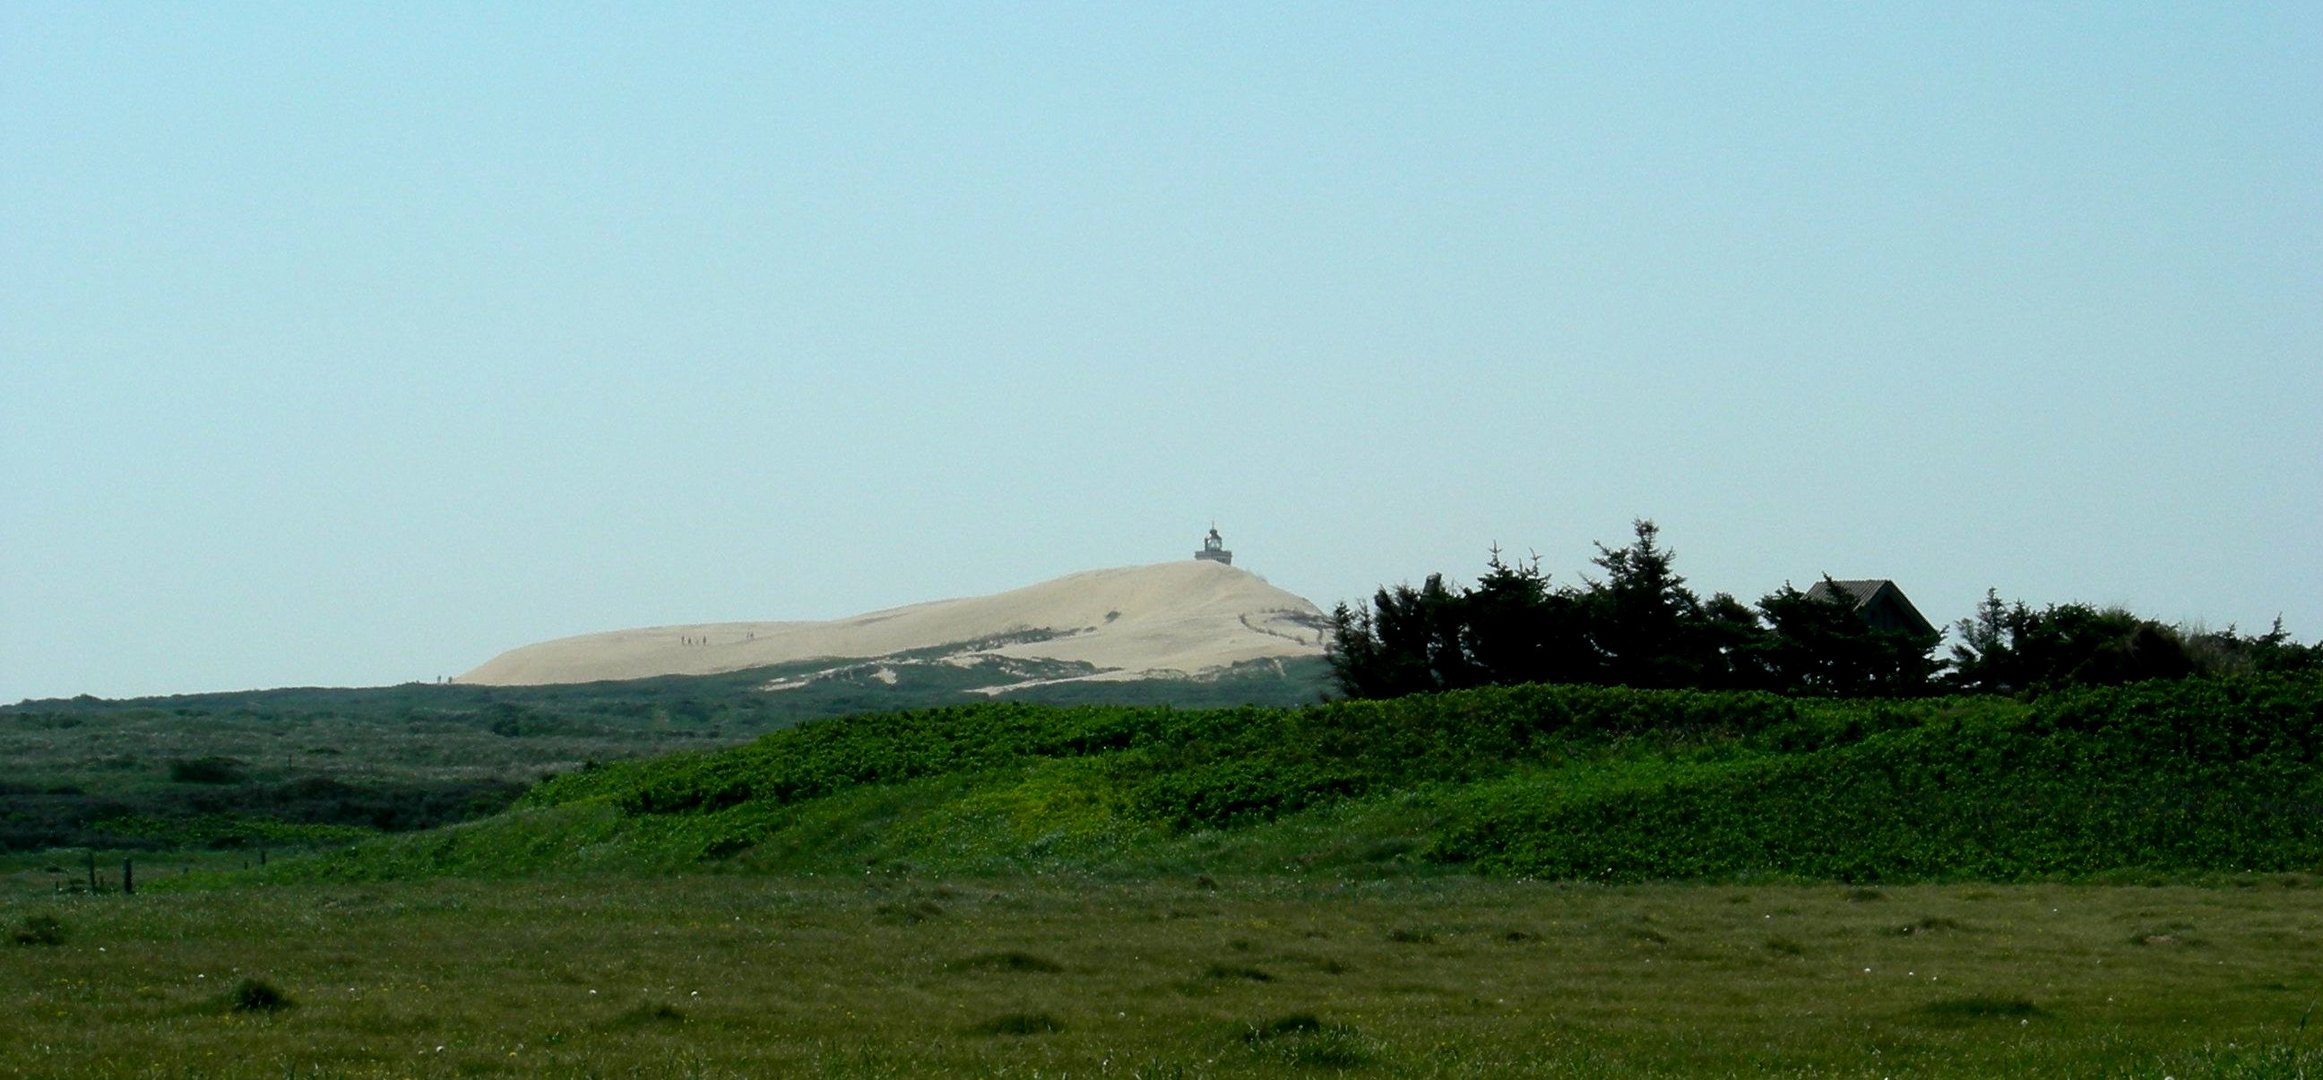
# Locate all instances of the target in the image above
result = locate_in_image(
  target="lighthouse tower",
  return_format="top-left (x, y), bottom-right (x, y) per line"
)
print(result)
top-left (1194, 526), bottom-right (1233, 566)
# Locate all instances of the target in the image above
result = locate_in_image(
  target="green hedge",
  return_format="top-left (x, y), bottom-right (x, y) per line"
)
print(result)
top-left (1437, 676), bottom-right (2323, 881)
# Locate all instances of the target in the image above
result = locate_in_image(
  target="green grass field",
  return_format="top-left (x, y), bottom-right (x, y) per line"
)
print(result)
top-left (12, 676), bottom-right (2323, 1075)
top-left (7, 873), bottom-right (2322, 1078)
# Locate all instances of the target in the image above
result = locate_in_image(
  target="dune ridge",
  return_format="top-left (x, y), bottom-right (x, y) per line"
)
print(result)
top-left (457, 560), bottom-right (1330, 688)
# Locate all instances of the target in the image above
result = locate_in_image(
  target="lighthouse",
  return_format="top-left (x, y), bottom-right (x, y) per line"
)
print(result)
top-left (1194, 526), bottom-right (1233, 566)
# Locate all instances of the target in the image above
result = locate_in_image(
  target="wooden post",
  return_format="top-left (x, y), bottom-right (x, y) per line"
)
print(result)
top-left (86, 850), bottom-right (97, 894)
top-left (122, 858), bottom-right (134, 896)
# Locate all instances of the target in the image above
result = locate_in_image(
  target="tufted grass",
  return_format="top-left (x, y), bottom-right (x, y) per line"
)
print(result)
top-left (4, 873), bottom-right (2322, 1077)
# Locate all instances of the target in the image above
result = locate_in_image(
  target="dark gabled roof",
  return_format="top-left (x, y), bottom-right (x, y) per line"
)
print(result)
top-left (1804, 579), bottom-right (1885, 606)
top-left (1804, 579), bottom-right (1938, 639)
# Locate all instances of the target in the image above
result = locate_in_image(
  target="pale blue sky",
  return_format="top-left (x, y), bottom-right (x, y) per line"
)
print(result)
top-left (5, 3), bottom-right (2318, 702)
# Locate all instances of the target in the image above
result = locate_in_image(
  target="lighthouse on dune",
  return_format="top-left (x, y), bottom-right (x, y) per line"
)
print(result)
top-left (1194, 526), bottom-right (1233, 566)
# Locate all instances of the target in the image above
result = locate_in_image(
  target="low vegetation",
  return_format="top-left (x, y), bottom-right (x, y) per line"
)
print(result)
top-left (8, 599), bottom-right (2321, 1075)
top-left (5, 874), bottom-right (2320, 1077)
top-left (239, 672), bottom-right (2323, 885)
top-left (0, 655), bottom-right (1331, 855)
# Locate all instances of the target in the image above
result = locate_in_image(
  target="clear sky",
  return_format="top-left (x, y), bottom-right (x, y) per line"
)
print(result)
top-left (4, 3), bottom-right (2318, 703)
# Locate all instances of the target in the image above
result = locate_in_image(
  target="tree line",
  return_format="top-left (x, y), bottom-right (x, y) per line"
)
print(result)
top-left (1328, 521), bottom-right (2319, 700)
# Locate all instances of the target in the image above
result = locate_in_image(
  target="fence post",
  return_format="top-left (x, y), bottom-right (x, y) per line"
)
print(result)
top-left (86, 850), bottom-right (97, 894)
top-left (123, 858), bottom-right (134, 896)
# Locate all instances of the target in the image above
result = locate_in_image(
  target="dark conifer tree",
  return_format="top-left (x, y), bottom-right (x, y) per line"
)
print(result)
top-left (1463, 548), bottom-right (1596, 686)
top-left (1327, 574), bottom-right (1473, 698)
top-left (1584, 520), bottom-right (1709, 689)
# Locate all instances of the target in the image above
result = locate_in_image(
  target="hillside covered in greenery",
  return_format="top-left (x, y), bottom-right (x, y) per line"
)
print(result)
top-left (275, 673), bottom-right (2323, 885)
top-left (0, 654), bottom-right (1329, 854)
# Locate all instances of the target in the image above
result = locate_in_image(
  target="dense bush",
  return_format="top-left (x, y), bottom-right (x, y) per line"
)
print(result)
top-left (0, 776), bottom-right (525, 852)
top-left (169, 757), bottom-right (249, 784)
top-left (1949, 594), bottom-right (2323, 692)
top-left (1437, 676), bottom-right (2323, 881)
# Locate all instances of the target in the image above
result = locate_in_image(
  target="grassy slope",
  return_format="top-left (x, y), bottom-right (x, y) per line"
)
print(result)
top-left (0, 655), bottom-right (1330, 853)
top-left (270, 674), bottom-right (2323, 885)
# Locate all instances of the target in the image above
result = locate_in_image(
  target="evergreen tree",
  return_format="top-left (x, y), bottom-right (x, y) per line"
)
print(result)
top-left (1463, 548), bottom-right (1594, 686)
top-left (1698, 591), bottom-right (1773, 690)
top-left (1327, 574), bottom-right (1473, 698)
top-left (1583, 520), bottom-right (1709, 688)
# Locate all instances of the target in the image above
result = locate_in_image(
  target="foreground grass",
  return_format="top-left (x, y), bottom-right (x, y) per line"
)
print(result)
top-left (6, 875), bottom-right (2323, 1077)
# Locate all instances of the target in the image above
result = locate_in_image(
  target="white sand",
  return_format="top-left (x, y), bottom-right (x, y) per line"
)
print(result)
top-left (456, 560), bottom-right (1330, 687)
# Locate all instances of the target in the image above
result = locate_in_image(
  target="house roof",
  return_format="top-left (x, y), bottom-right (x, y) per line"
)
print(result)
top-left (1804, 579), bottom-right (1938, 639)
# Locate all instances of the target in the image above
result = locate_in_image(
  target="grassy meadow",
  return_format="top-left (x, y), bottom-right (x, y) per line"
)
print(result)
top-left (7, 873), bottom-right (2323, 1078)
top-left (10, 675), bottom-right (2323, 1075)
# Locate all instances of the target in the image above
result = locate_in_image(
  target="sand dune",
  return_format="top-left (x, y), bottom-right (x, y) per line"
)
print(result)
top-left (456, 560), bottom-right (1330, 687)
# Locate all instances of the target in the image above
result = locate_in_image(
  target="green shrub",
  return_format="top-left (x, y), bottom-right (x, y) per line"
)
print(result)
top-left (169, 757), bottom-right (247, 784)
top-left (9, 913), bottom-right (65, 946)
top-left (228, 977), bottom-right (292, 1012)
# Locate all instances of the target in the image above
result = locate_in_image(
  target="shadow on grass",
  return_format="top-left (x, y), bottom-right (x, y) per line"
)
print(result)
top-left (1242, 1012), bottom-right (1373, 1069)
top-left (609, 1002), bottom-right (686, 1028)
top-left (1920, 994), bottom-right (2043, 1021)
top-left (1883, 916), bottom-right (1966, 936)
top-left (966, 1012), bottom-right (1062, 1036)
top-left (945, 950), bottom-right (1064, 974)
